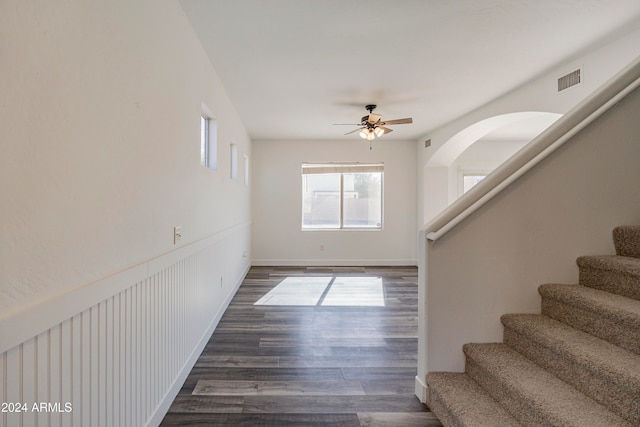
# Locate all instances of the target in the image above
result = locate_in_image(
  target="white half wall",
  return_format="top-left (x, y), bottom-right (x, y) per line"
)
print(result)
top-left (252, 139), bottom-right (417, 266)
top-left (0, 0), bottom-right (252, 425)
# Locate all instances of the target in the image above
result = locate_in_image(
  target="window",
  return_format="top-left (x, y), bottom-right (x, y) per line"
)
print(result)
top-left (462, 174), bottom-right (486, 193)
top-left (200, 116), bottom-right (208, 166)
top-left (230, 143), bottom-right (238, 180)
top-left (302, 163), bottom-right (383, 230)
top-left (244, 155), bottom-right (249, 186)
top-left (200, 106), bottom-right (217, 169)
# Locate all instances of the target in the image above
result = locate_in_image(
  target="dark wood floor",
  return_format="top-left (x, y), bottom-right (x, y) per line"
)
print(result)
top-left (161, 266), bottom-right (442, 426)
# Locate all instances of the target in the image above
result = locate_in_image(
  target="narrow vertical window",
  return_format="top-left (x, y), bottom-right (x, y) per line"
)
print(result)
top-left (201, 104), bottom-right (217, 169)
top-left (230, 143), bottom-right (238, 180)
top-left (200, 115), bottom-right (209, 167)
top-left (244, 155), bottom-right (249, 186)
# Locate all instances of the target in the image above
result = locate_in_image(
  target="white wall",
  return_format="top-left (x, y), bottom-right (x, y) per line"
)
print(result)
top-left (0, 0), bottom-right (251, 425)
top-left (417, 24), bottom-right (640, 226)
top-left (252, 139), bottom-right (417, 265)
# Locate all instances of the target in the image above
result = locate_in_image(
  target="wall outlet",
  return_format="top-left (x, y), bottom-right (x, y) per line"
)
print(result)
top-left (173, 226), bottom-right (182, 244)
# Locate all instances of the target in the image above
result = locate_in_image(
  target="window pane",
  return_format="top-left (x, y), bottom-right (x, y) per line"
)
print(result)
top-left (463, 174), bottom-right (486, 193)
top-left (302, 174), bottom-right (340, 229)
top-left (200, 116), bottom-right (208, 167)
top-left (342, 172), bottom-right (382, 228)
top-left (230, 143), bottom-right (238, 180)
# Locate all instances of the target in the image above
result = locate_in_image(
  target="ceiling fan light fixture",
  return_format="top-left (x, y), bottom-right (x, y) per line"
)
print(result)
top-left (338, 105), bottom-right (413, 143)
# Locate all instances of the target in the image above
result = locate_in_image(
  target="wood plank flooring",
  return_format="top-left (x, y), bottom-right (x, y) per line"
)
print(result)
top-left (161, 266), bottom-right (442, 426)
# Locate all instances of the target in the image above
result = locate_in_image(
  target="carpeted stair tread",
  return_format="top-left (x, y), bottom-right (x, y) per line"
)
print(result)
top-left (613, 226), bottom-right (640, 258)
top-left (577, 255), bottom-right (640, 300)
top-left (427, 372), bottom-right (523, 427)
top-left (463, 343), bottom-right (634, 427)
top-left (578, 255), bottom-right (640, 274)
top-left (427, 226), bottom-right (640, 426)
top-left (539, 283), bottom-right (640, 355)
top-left (501, 313), bottom-right (640, 424)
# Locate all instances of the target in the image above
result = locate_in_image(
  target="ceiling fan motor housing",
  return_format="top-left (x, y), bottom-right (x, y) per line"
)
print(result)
top-left (362, 104), bottom-right (378, 126)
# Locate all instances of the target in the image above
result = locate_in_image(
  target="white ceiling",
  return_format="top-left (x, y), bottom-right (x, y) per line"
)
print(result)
top-left (179, 0), bottom-right (640, 142)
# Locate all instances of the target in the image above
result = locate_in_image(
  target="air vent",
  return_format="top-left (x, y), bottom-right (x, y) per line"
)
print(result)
top-left (424, 138), bottom-right (431, 148)
top-left (558, 68), bottom-right (581, 92)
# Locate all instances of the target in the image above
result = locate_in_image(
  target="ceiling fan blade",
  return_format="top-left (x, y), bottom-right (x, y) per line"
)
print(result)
top-left (334, 123), bottom-right (361, 126)
top-left (378, 126), bottom-right (393, 135)
top-left (380, 117), bottom-right (413, 125)
top-left (344, 127), bottom-right (364, 135)
top-left (367, 113), bottom-right (382, 124)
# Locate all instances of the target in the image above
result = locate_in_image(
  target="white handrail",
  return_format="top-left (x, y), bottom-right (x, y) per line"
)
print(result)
top-left (423, 55), bottom-right (640, 242)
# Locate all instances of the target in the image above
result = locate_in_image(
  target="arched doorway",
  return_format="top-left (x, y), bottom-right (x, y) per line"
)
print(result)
top-left (423, 112), bottom-right (561, 223)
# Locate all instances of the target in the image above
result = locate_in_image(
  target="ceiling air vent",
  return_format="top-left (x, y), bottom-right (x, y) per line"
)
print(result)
top-left (558, 68), bottom-right (581, 92)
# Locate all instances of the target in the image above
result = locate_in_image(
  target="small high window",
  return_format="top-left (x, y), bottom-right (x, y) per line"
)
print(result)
top-left (230, 143), bottom-right (238, 180)
top-left (200, 105), bottom-right (217, 169)
top-left (244, 155), bottom-right (249, 186)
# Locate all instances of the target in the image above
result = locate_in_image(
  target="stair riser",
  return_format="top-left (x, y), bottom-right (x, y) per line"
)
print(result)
top-left (541, 297), bottom-right (640, 355)
top-left (503, 327), bottom-right (640, 425)
top-left (465, 357), bottom-right (552, 427)
top-left (426, 387), bottom-right (464, 427)
top-left (427, 372), bottom-right (523, 427)
top-left (579, 267), bottom-right (640, 300)
top-left (613, 226), bottom-right (640, 258)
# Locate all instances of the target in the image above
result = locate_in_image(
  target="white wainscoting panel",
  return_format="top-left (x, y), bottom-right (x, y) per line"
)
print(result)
top-left (0, 223), bottom-right (250, 427)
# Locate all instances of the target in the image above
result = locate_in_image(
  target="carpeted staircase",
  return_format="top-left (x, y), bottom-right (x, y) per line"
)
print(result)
top-left (426, 226), bottom-right (640, 427)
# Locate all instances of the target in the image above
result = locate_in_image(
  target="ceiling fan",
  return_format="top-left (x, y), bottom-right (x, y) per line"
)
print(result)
top-left (335, 104), bottom-right (413, 141)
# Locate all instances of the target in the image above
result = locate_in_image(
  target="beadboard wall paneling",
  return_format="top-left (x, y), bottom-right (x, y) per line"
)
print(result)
top-left (0, 223), bottom-right (250, 427)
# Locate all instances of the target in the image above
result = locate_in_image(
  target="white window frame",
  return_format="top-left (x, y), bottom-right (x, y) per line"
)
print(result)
top-left (230, 143), bottom-right (238, 180)
top-left (201, 104), bottom-right (217, 169)
top-left (244, 155), bottom-right (249, 186)
top-left (301, 162), bottom-right (384, 231)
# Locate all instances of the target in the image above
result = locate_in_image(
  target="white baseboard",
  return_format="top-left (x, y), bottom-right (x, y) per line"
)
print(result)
top-left (415, 375), bottom-right (429, 404)
top-left (252, 258), bottom-right (418, 267)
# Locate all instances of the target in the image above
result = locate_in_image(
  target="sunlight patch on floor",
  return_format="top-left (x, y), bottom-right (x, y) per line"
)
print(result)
top-left (321, 277), bottom-right (384, 306)
top-left (254, 276), bottom-right (385, 307)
